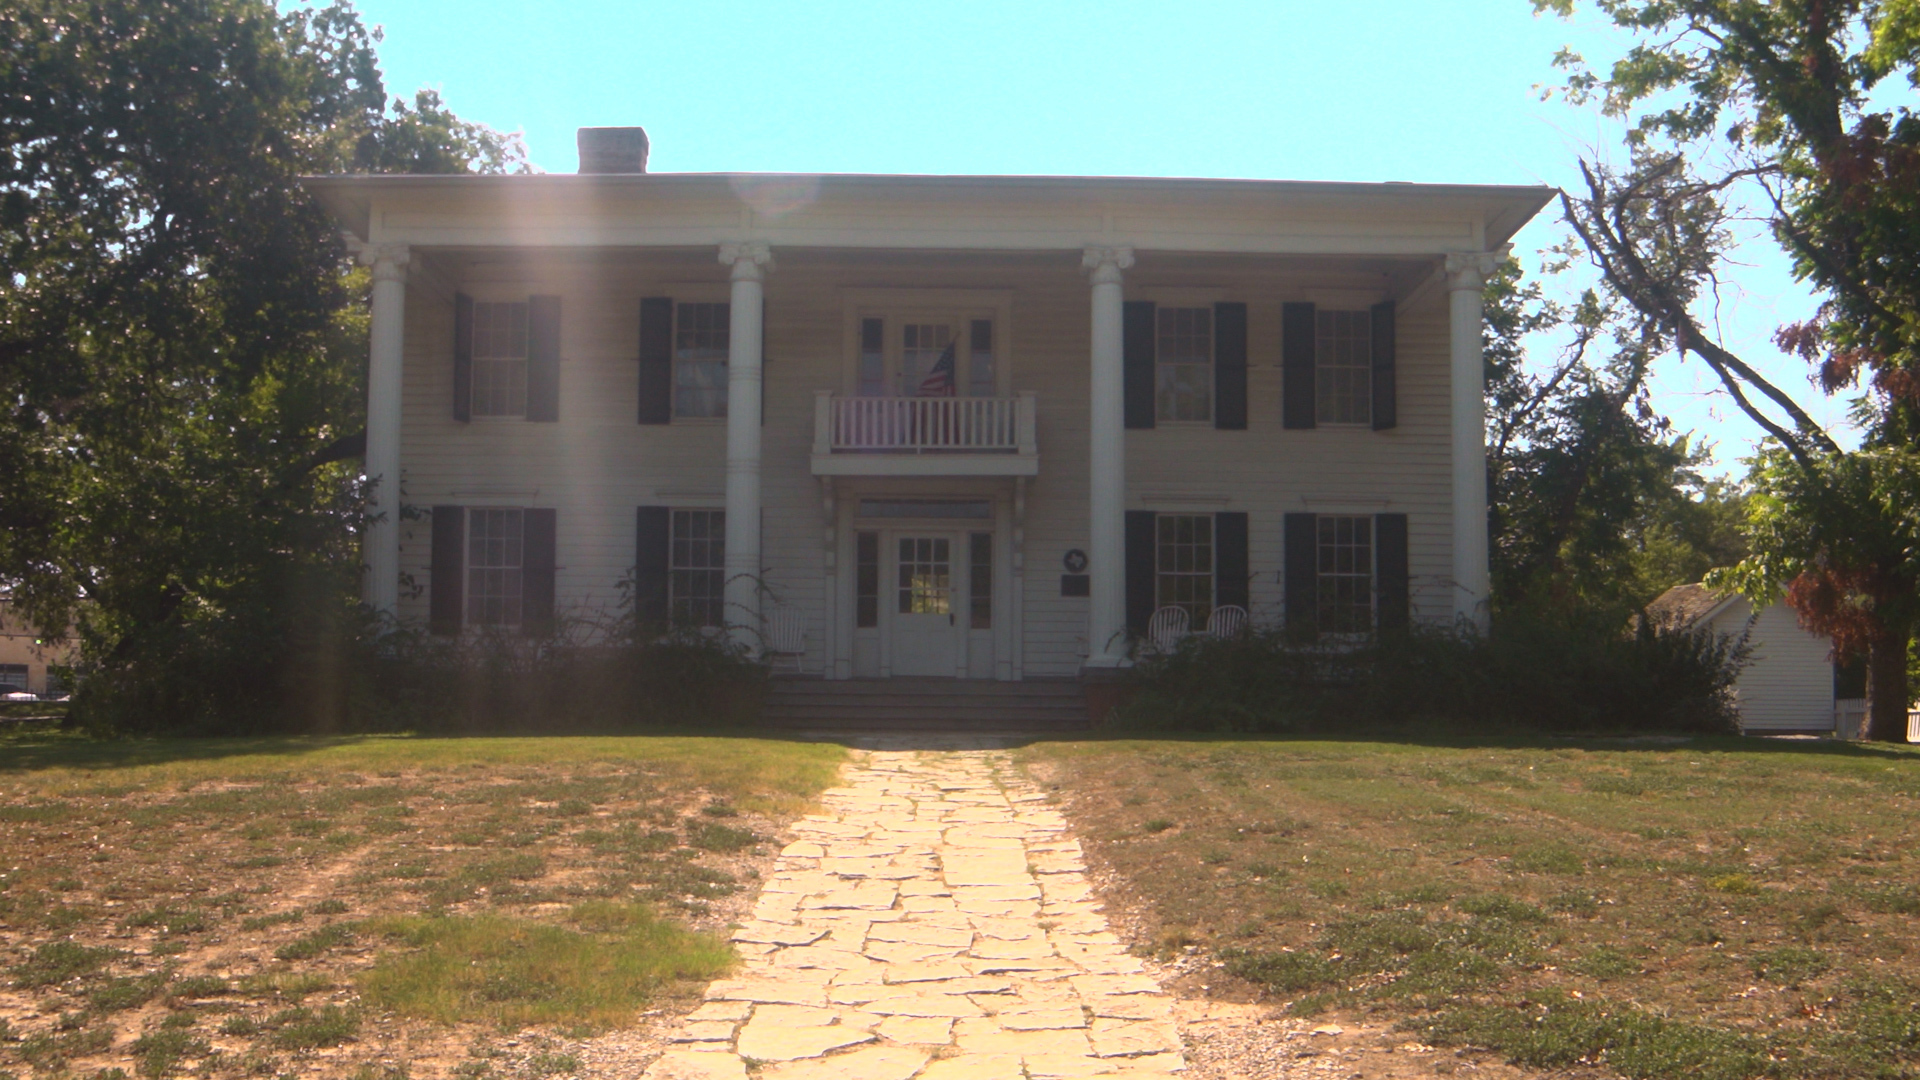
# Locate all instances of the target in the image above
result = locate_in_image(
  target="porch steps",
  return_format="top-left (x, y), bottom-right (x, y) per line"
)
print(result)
top-left (760, 678), bottom-right (1090, 733)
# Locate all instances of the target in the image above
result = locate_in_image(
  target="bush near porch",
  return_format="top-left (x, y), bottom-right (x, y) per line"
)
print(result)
top-left (1022, 737), bottom-right (1920, 1080)
top-left (1114, 612), bottom-right (1748, 736)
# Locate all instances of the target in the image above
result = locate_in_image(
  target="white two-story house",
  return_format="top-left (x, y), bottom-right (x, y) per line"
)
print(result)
top-left (307, 127), bottom-right (1551, 683)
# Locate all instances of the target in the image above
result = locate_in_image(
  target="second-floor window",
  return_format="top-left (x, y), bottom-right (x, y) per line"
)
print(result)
top-left (1156, 307), bottom-right (1212, 422)
top-left (675, 302), bottom-right (730, 418)
top-left (1316, 310), bottom-right (1372, 425)
top-left (471, 302), bottom-right (529, 417)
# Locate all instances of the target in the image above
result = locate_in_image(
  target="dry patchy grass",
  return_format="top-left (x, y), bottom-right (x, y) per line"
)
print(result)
top-left (0, 725), bottom-right (844, 1078)
top-left (1023, 736), bottom-right (1920, 1080)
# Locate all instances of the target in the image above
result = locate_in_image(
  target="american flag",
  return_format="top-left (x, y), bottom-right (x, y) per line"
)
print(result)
top-left (916, 339), bottom-right (958, 396)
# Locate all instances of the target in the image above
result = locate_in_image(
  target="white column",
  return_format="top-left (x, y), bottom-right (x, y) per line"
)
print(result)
top-left (1083, 245), bottom-right (1134, 667)
top-left (1445, 252), bottom-right (1499, 630)
top-left (360, 244), bottom-right (410, 619)
top-left (721, 242), bottom-right (773, 654)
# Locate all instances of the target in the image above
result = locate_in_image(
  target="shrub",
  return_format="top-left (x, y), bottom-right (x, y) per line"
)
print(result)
top-left (1113, 610), bottom-right (1746, 736)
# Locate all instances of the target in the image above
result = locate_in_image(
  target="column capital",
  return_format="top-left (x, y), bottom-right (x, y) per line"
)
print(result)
top-left (1081, 245), bottom-right (1135, 285)
top-left (355, 243), bottom-right (411, 282)
top-left (1443, 250), bottom-right (1503, 291)
top-left (720, 241), bottom-right (774, 281)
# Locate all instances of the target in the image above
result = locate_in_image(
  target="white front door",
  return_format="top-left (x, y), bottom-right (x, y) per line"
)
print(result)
top-left (891, 534), bottom-right (961, 677)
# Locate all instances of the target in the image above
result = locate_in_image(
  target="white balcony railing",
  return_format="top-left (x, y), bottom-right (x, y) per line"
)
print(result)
top-left (814, 392), bottom-right (1037, 455)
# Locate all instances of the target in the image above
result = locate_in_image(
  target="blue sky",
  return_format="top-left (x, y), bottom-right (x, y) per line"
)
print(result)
top-left (350, 0), bottom-right (1854, 475)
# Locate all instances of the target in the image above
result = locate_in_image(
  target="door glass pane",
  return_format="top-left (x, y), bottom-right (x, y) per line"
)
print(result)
top-left (897, 537), bottom-right (952, 615)
top-left (903, 324), bottom-right (957, 397)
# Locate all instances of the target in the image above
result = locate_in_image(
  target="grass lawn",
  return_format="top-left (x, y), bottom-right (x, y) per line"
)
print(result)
top-left (0, 724), bottom-right (844, 1079)
top-left (1022, 735), bottom-right (1920, 1080)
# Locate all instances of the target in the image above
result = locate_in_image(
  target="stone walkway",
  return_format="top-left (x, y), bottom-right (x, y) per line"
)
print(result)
top-left (643, 750), bottom-right (1185, 1080)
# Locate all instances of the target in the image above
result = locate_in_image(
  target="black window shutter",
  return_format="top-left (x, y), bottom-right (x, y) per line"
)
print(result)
top-left (1215, 511), bottom-right (1249, 609)
top-left (453, 293), bottom-right (473, 423)
top-left (1282, 302), bottom-right (1316, 430)
top-left (1125, 510), bottom-right (1157, 636)
top-left (1214, 302), bottom-right (1248, 430)
top-left (637, 297), bottom-right (673, 425)
top-left (1371, 300), bottom-right (1397, 430)
top-left (430, 505), bottom-right (465, 635)
top-left (633, 506), bottom-right (670, 626)
top-left (522, 508), bottom-right (557, 634)
top-left (1123, 301), bottom-right (1156, 429)
top-left (526, 295), bottom-right (561, 422)
top-left (1284, 512), bottom-right (1318, 633)
top-left (1375, 512), bottom-right (1410, 632)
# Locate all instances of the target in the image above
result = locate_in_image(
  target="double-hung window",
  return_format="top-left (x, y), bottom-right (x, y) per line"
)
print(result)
top-left (674, 302), bottom-right (730, 418)
top-left (1316, 310), bottom-right (1372, 425)
top-left (1155, 514), bottom-right (1214, 625)
top-left (467, 509), bottom-right (525, 627)
top-left (669, 509), bottom-right (726, 627)
top-left (0, 664), bottom-right (26, 693)
top-left (1316, 515), bottom-right (1374, 633)
top-left (1155, 307), bottom-right (1213, 422)
top-left (471, 302), bottom-right (529, 417)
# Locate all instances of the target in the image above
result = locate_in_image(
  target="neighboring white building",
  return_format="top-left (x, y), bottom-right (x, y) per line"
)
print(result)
top-left (306, 127), bottom-right (1552, 681)
top-left (1648, 583), bottom-right (1860, 735)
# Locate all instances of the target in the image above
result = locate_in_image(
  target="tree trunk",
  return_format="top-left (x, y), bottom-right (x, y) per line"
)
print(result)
top-left (1864, 630), bottom-right (1911, 742)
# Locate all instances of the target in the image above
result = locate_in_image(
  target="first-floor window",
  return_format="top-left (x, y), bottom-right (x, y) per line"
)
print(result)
top-left (670, 509), bottom-right (726, 627)
top-left (0, 664), bottom-right (26, 692)
top-left (675, 302), bottom-right (729, 417)
top-left (471, 301), bottom-right (530, 417)
top-left (1156, 514), bottom-right (1214, 625)
top-left (1316, 310), bottom-right (1372, 425)
top-left (468, 508), bottom-right (525, 627)
top-left (1317, 515), bottom-right (1374, 632)
top-left (1156, 307), bottom-right (1213, 422)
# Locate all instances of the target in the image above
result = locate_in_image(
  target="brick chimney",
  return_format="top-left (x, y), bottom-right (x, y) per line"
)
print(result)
top-left (576, 127), bottom-right (650, 174)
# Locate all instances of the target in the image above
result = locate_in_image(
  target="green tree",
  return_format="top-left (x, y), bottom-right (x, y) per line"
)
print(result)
top-left (1485, 259), bottom-right (1747, 617)
top-left (1538, 0), bottom-right (1920, 740)
top-left (0, 0), bottom-right (522, 730)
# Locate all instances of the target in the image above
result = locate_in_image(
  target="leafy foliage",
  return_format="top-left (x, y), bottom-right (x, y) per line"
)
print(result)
top-left (1114, 614), bottom-right (1747, 735)
top-left (1539, 0), bottom-right (1920, 739)
top-left (1485, 259), bottom-right (1747, 615)
top-left (0, 1), bottom-right (524, 731)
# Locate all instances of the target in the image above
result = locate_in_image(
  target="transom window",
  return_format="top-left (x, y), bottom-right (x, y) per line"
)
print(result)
top-left (467, 509), bottom-right (524, 627)
top-left (1156, 307), bottom-right (1213, 422)
top-left (854, 314), bottom-right (999, 397)
top-left (1316, 310), bottom-right (1373, 425)
top-left (897, 537), bottom-right (952, 615)
top-left (1156, 514), bottom-right (1214, 625)
top-left (669, 509), bottom-right (726, 627)
top-left (1317, 515), bottom-right (1374, 633)
top-left (471, 302), bottom-right (529, 417)
top-left (674, 302), bottom-right (730, 418)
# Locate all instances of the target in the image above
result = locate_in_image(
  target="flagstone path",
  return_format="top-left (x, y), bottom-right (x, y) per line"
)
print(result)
top-left (642, 749), bottom-right (1186, 1080)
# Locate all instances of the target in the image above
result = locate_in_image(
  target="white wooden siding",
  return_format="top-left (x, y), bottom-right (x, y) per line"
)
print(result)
top-left (1708, 597), bottom-right (1836, 732)
top-left (393, 250), bottom-right (1458, 677)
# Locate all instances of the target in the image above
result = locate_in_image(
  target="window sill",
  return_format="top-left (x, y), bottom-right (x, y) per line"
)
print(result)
top-left (668, 416), bottom-right (729, 426)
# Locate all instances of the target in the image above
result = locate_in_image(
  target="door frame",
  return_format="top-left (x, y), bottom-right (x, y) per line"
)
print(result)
top-left (829, 484), bottom-right (1019, 681)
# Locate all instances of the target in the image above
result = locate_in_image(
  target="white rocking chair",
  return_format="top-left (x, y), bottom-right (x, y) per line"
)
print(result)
top-left (1146, 606), bottom-right (1191, 654)
top-left (1206, 605), bottom-right (1249, 639)
top-left (766, 605), bottom-right (807, 673)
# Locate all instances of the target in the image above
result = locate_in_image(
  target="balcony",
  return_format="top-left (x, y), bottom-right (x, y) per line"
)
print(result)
top-left (811, 391), bottom-right (1039, 477)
